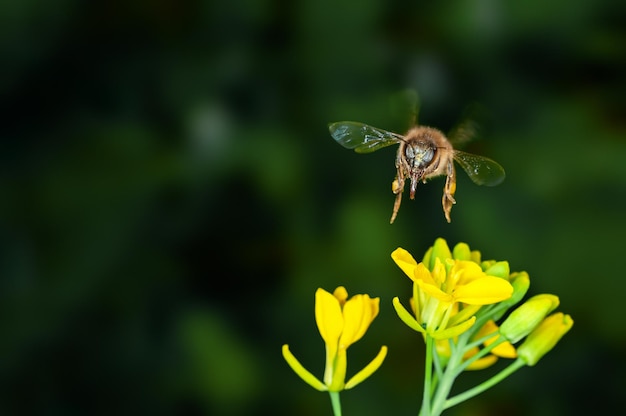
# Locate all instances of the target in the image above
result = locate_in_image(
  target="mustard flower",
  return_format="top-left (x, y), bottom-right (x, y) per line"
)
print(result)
top-left (392, 245), bottom-right (514, 339)
top-left (282, 287), bottom-right (387, 392)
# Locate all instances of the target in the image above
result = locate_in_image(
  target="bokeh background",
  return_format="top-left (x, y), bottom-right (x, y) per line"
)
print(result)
top-left (2, 0), bottom-right (625, 414)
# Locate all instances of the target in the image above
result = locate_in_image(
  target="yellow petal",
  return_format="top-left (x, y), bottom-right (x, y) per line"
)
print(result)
top-left (315, 288), bottom-right (343, 346)
top-left (339, 295), bottom-right (378, 348)
top-left (453, 276), bottom-right (513, 305)
top-left (476, 320), bottom-right (499, 337)
top-left (411, 262), bottom-right (436, 285)
top-left (450, 261), bottom-right (485, 286)
top-left (465, 354), bottom-right (498, 370)
top-left (439, 338), bottom-right (500, 370)
top-left (392, 248), bottom-right (419, 280)
top-left (463, 342), bottom-right (498, 370)
top-left (491, 341), bottom-right (517, 358)
top-left (416, 279), bottom-right (453, 303)
top-left (477, 320), bottom-right (517, 359)
top-left (344, 346), bottom-right (388, 389)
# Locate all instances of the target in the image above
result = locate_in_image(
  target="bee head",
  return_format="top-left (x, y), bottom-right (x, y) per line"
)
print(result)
top-left (405, 141), bottom-right (435, 169)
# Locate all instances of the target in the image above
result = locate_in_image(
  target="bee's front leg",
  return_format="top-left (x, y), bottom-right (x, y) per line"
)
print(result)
top-left (390, 148), bottom-right (409, 224)
top-left (442, 160), bottom-right (457, 223)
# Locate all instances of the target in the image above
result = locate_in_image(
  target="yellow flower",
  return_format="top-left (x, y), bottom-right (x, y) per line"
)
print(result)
top-left (282, 287), bottom-right (387, 392)
top-left (392, 243), bottom-right (514, 339)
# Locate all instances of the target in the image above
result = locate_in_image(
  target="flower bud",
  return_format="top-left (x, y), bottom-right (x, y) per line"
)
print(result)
top-left (423, 238), bottom-right (452, 270)
top-left (500, 294), bottom-right (559, 343)
top-left (484, 261), bottom-right (510, 279)
top-left (507, 272), bottom-right (531, 306)
top-left (452, 242), bottom-right (471, 261)
top-left (517, 313), bottom-right (573, 366)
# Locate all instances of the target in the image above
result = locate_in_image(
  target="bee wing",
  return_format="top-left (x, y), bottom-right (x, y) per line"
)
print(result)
top-left (453, 150), bottom-right (505, 186)
top-left (447, 103), bottom-right (487, 147)
top-left (328, 121), bottom-right (403, 154)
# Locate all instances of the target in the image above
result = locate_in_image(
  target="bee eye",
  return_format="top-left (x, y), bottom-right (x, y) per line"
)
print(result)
top-left (423, 147), bottom-right (434, 163)
top-left (405, 143), bottom-right (436, 169)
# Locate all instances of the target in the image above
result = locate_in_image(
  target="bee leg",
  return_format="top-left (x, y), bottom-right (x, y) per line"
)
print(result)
top-left (391, 190), bottom-right (403, 224)
top-left (391, 175), bottom-right (404, 224)
top-left (442, 161), bottom-right (457, 223)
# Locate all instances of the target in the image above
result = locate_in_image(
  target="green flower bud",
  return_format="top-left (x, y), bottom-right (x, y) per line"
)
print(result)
top-left (423, 238), bottom-right (452, 270)
top-left (484, 261), bottom-right (510, 279)
top-left (500, 294), bottom-right (559, 343)
top-left (517, 313), bottom-right (573, 366)
top-left (452, 242), bottom-right (471, 261)
top-left (507, 272), bottom-right (530, 306)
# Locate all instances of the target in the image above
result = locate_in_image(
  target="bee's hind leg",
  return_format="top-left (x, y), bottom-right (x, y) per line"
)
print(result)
top-left (442, 161), bottom-right (457, 223)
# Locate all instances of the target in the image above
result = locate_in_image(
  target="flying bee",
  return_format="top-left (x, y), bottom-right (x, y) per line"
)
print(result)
top-left (329, 116), bottom-right (505, 223)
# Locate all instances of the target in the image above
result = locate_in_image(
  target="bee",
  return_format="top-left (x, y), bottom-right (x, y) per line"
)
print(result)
top-left (329, 113), bottom-right (505, 223)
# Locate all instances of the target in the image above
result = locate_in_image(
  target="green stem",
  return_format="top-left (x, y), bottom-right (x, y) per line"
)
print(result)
top-left (428, 330), bottom-right (472, 416)
top-left (420, 336), bottom-right (434, 416)
top-left (444, 359), bottom-right (526, 411)
top-left (430, 350), bottom-right (442, 397)
top-left (429, 352), bottom-right (459, 416)
top-left (329, 391), bottom-right (342, 416)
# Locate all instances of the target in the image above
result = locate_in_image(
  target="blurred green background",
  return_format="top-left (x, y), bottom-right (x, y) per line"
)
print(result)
top-left (2, 0), bottom-right (625, 414)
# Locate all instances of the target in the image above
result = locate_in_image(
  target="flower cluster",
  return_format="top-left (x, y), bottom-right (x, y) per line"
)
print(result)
top-left (391, 239), bottom-right (573, 415)
top-left (282, 238), bottom-right (573, 416)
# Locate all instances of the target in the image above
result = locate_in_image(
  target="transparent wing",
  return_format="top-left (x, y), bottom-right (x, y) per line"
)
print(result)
top-left (328, 121), bottom-right (403, 154)
top-left (453, 150), bottom-right (505, 186)
top-left (447, 103), bottom-right (488, 147)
